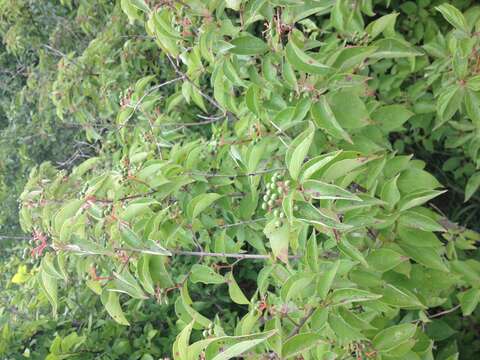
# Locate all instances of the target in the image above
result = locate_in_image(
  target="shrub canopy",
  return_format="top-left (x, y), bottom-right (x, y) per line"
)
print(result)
top-left (2, 0), bottom-right (480, 359)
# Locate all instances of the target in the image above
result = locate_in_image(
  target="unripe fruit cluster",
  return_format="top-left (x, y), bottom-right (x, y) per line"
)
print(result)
top-left (202, 322), bottom-right (214, 338)
top-left (261, 172), bottom-right (290, 226)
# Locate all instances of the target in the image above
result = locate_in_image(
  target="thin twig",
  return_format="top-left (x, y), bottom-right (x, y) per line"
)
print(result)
top-left (122, 76), bottom-right (184, 125)
top-left (165, 54), bottom-right (233, 119)
top-left (170, 250), bottom-right (301, 260)
top-left (287, 307), bottom-right (315, 339)
top-left (284, 313), bottom-right (300, 327)
top-left (189, 167), bottom-right (285, 178)
top-left (428, 304), bottom-right (461, 319)
top-left (220, 218), bottom-right (267, 229)
top-left (94, 189), bottom-right (160, 203)
top-left (0, 235), bottom-right (30, 241)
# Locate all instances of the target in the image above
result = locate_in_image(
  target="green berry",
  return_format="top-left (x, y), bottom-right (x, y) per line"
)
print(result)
top-left (284, 180), bottom-right (291, 187)
top-left (273, 209), bottom-right (280, 217)
top-left (263, 195), bottom-right (269, 201)
top-left (261, 203), bottom-right (267, 210)
top-left (279, 212), bottom-right (285, 219)
top-left (268, 199), bottom-right (274, 207)
top-left (293, 205), bottom-right (299, 211)
top-left (271, 193), bottom-right (278, 201)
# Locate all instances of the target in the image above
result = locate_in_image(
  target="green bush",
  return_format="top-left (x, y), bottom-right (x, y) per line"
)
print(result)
top-left (2, 0), bottom-right (480, 359)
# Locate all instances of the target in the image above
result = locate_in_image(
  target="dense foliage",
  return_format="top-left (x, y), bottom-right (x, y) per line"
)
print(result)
top-left (2, 0), bottom-right (480, 359)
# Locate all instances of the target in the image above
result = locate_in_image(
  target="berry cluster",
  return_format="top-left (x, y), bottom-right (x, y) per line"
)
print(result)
top-left (261, 172), bottom-right (291, 225)
top-left (202, 322), bottom-right (215, 338)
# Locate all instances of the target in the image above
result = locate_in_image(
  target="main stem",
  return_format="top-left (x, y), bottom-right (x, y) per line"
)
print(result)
top-left (170, 249), bottom-right (300, 260)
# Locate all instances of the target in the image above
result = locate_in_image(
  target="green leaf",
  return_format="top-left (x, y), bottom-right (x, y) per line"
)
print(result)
top-left (338, 307), bottom-right (376, 330)
top-left (187, 193), bottom-right (222, 220)
top-left (435, 85), bottom-right (464, 129)
top-left (465, 89), bottom-right (480, 125)
top-left (101, 289), bottom-right (130, 326)
top-left (329, 313), bottom-right (365, 342)
top-left (11, 265), bottom-right (29, 284)
top-left (380, 175), bottom-right (401, 208)
top-left (121, 0), bottom-right (143, 23)
top-left (137, 255), bottom-right (155, 295)
top-left (398, 189), bottom-right (447, 212)
top-left (130, 0), bottom-right (150, 13)
top-left (285, 121), bottom-right (315, 180)
top-left (41, 253), bottom-right (65, 280)
top-left (398, 209), bottom-right (446, 232)
top-left (306, 231), bottom-right (319, 272)
top-left (373, 324), bottom-right (417, 352)
top-left (246, 85), bottom-right (261, 116)
top-left (436, 4), bottom-right (469, 33)
top-left (138, 239), bottom-right (172, 256)
top-left (292, 97), bottom-right (312, 122)
top-left (111, 269), bottom-right (148, 299)
top-left (367, 248), bottom-right (406, 272)
top-left (311, 97), bottom-right (352, 143)
top-left (175, 321), bottom-right (194, 360)
top-left (330, 288), bottom-right (382, 305)
top-left (211, 337), bottom-right (268, 360)
top-left (371, 38), bottom-right (422, 58)
top-left (190, 264), bottom-right (225, 285)
top-left (467, 75), bottom-right (480, 91)
top-left (398, 168), bottom-right (442, 194)
top-left (451, 260), bottom-right (480, 286)
top-left (281, 273), bottom-right (314, 302)
top-left (465, 172), bottom-right (480, 202)
top-left (378, 284), bottom-right (426, 309)
top-left (327, 91), bottom-right (369, 129)
top-left (400, 244), bottom-right (449, 272)
top-left (294, 202), bottom-right (352, 230)
top-left (365, 13), bottom-right (398, 40)
top-left (263, 220), bottom-right (290, 263)
top-left (282, 332), bottom-right (324, 359)
top-left (321, 156), bottom-right (373, 182)
top-left (227, 272), bottom-right (250, 305)
top-left (285, 40), bottom-right (330, 75)
top-left (337, 238), bottom-right (368, 268)
top-left (119, 223), bottom-right (142, 248)
top-left (398, 227), bottom-right (443, 248)
top-left (72, 157), bottom-right (100, 178)
top-left (331, 46), bottom-right (377, 71)
top-left (317, 260), bottom-right (340, 300)
top-left (54, 199), bottom-right (83, 235)
top-left (458, 288), bottom-right (480, 316)
top-left (180, 284), bottom-right (212, 328)
top-left (230, 36), bottom-right (268, 55)
top-left (39, 270), bottom-right (58, 315)
top-left (303, 180), bottom-right (361, 201)
top-left (371, 105), bottom-right (413, 132)
top-left (188, 331), bottom-right (276, 360)
top-left (285, 1), bottom-right (332, 23)
top-left (299, 151), bottom-right (342, 182)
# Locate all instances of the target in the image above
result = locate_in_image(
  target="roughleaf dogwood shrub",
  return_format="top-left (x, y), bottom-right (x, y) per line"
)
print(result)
top-left (15, 1), bottom-right (480, 359)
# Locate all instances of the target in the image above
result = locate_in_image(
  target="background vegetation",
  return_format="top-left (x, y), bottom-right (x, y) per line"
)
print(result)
top-left (1, 0), bottom-right (480, 359)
